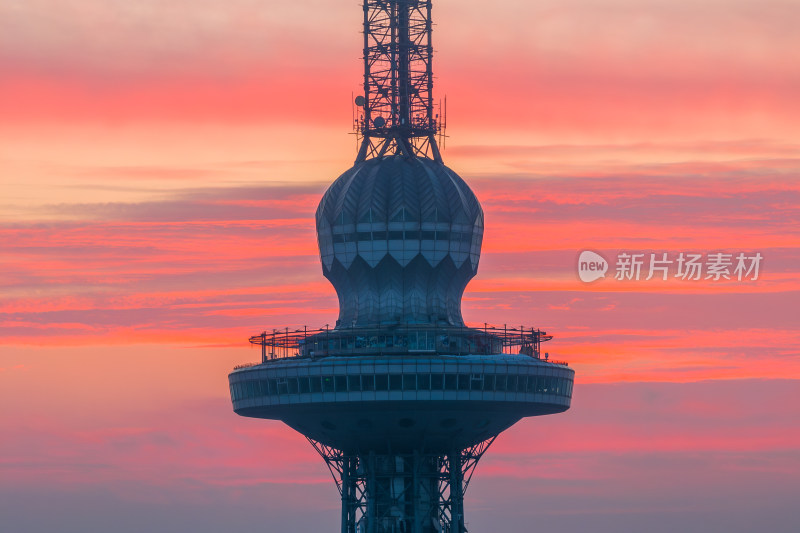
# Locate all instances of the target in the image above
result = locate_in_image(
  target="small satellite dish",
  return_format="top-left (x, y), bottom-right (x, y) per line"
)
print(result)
top-left (373, 116), bottom-right (386, 128)
top-left (354, 95), bottom-right (365, 107)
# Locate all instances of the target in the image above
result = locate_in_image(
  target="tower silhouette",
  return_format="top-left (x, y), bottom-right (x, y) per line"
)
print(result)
top-left (229, 2), bottom-right (574, 531)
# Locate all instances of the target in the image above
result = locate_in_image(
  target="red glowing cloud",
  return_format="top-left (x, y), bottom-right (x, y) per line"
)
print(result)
top-left (2, 1), bottom-right (799, 531)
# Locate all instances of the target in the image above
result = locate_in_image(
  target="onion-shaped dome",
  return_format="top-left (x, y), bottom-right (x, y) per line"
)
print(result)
top-left (316, 156), bottom-right (483, 327)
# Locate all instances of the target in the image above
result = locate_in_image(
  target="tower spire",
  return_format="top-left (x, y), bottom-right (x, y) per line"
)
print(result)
top-left (355, 0), bottom-right (442, 162)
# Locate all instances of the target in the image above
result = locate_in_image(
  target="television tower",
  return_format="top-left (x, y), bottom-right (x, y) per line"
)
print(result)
top-left (229, 1), bottom-right (575, 532)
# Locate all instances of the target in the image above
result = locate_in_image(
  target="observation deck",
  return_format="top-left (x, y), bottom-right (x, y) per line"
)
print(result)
top-left (230, 324), bottom-right (573, 452)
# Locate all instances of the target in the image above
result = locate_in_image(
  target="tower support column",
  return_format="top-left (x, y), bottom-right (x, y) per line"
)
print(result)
top-left (309, 437), bottom-right (496, 533)
top-left (449, 450), bottom-right (464, 533)
top-left (342, 456), bottom-right (359, 533)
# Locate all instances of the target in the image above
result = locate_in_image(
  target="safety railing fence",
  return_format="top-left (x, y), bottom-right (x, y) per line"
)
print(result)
top-left (241, 324), bottom-right (567, 366)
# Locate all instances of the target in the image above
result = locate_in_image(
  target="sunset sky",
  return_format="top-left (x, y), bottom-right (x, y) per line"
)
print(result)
top-left (2, 0), bottom-right (799, 531)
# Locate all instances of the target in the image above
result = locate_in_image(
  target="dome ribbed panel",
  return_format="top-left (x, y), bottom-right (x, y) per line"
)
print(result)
top-left (316, 156), bottom-right (484, 327)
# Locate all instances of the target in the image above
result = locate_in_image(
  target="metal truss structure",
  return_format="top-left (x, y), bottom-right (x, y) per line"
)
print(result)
top-left (355, 0), bottom-right (444, 162)
top-left (308, 437), bottom-right (497, 533)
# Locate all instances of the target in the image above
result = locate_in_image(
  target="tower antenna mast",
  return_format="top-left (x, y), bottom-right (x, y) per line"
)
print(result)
top-left (355, 0), bottom-right (442, 162)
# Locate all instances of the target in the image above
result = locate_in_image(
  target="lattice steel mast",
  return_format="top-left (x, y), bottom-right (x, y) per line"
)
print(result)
top-left (355, 0), bottom-right (443, 162)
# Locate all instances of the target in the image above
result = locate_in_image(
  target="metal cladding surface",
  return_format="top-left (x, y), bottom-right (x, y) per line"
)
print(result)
top-left (316, 156), bottom-right (484, 328)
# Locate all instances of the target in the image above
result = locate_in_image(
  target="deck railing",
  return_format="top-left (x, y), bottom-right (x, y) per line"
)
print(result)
top-left (242, 324), bottom-right (566, 365)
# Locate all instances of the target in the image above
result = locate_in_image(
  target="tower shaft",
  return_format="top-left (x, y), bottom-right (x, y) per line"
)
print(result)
top-left (357, 0), bottom-right (441, 162)
top-left (310, 438), bottom-right (496, 533)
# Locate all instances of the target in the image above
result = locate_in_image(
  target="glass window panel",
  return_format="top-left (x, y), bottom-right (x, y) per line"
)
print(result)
top-left (311, 377), bottom-right (322, 393)
top-left (335, 375), bottom-right (347, 392)
top-left (389, 374), bottom-right (403, 391)
top-left (470, 375), bottom-right (483, 391)
top-left (507, 375), bottom-right (518, 392)
top-left (408, 332), bottom-right (418, 350)
top-left (431, 373), bottom-right (443, 390)
top-left (362, 374), bottom-right (375, 391)
top-left (403, 374), bottom-right (416, 390)
top-left (495, 375), bottom-right (507, 392)
top-left (277, 379), bottom-right (288, 395)
top-left (298, 377), bottom-right (310, 394)
top-left (457, 374), bottom-right (470, 391)
top-left (287, 378), bottom-right (298, 394)
top-left (322, 376), bottom-right (335, 392)
top-left (348, 375), bottom-right (361, 392)
top-left (375, 374), bottom-right (389, 391)
top-left (417, 374), bottom-right (430, 390)
top-left (444, 374), bottom-right (457, 391)
top-left (483, 374), bottom-right (494, 391)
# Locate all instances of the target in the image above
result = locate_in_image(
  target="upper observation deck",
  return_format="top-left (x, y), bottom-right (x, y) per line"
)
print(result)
top-left (229, 323), bottom-right (572, 451)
